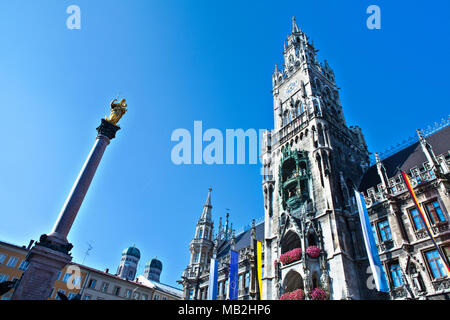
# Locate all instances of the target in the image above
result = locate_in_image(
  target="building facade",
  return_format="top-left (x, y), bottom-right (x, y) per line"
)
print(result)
top-left (0, 241), bottom-right (182, 300)
top-left (179, 189), bottom-right (265, 300)
top-left (358, 126), bottom-right (450, 300)
top-left (260, 17), bottom-right (377, 300)
top-left (180, 17), bottom-right (450, 300)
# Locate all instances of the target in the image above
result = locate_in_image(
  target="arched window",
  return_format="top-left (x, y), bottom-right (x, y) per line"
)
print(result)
top-left (281, 231), bottom-right (302, 254)
top-left (307, 232), bottom-right (317, 247)
top-left (312, 272), bottom-right (319, 288)
top-left (283, 270), bottom-right (304, 293)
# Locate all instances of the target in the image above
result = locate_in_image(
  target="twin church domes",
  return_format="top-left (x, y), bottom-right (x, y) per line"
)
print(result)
top-left (117, 245), bottom-right (162, 282)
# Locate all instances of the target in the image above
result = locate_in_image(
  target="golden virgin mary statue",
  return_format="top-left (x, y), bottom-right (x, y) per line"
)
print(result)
top-left (106, 98), bottom-right (127, 126)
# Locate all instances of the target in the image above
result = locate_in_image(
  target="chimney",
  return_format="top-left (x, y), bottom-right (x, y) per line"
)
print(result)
top-left (105, 268), bottom-right (109, 273)
top-left (26, 240), bottom-right (34, 250)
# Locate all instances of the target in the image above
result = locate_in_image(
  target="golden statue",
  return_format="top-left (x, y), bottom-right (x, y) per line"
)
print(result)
top-left (106, 98), bottom-right (127, 126)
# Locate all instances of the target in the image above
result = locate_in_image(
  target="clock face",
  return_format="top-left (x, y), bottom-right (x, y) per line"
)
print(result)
top-left (285, 79), bottom-right (298, 96)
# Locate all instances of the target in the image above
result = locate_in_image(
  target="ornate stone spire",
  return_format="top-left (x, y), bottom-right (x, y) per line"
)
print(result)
top-left (417, 129), bottom-right (449, 175)
top-left (375, 152), bottom-right (390, 193)
top-left (200, 188), bottom-right (212, 222)
top-left (224, 212), bottom-right (230, 241)
top-left (292, 16), bottom-right (300, 33)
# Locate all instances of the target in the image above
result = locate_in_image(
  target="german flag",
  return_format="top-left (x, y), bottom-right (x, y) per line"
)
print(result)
top-left (401, 170), bottom-right (450, 276)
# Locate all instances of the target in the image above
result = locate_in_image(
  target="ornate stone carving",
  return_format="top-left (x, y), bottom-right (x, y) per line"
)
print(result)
top-left (37, 234), bottom-right (73, 255)
top-left (432, 278), bottom-right (450, 292)
top-left (390, 286), bottom-right (408, 299)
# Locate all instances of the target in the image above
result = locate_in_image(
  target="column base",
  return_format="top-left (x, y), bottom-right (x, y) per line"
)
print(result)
top-left (11, 238), bottom-right (72, 300)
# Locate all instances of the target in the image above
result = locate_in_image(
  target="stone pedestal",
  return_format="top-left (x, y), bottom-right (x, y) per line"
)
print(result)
top-left (11, 243), bottom-right (72, 300)
top-left (11, 119), bottom-right (121, 300)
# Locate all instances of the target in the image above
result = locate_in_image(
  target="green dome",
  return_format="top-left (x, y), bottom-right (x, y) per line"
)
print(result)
top-left (146, 257), bottom-right (162, 270)
top-left (122, 245), bottom-right (141, 259)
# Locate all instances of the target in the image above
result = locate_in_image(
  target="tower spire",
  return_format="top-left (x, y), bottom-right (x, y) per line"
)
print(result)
top-left (417, 129), bottom-right (449, 175)
top-left (292, 16), bottom-right (300, 33)
top-left (200, 188), bottom-right (212, 221)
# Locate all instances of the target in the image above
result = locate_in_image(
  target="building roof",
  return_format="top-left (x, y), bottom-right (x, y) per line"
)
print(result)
top-left (359, 126), bottom-right (450, 192)
top-left (217, 221), bottom-right (265, 259)
top-left (136, 275), bottom-right (182, 298)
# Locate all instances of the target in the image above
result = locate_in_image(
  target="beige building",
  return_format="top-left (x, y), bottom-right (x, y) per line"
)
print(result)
top-left (78, 266), bottom-right (181, 300)
top-left (0, 241), bottom-right (182, 300)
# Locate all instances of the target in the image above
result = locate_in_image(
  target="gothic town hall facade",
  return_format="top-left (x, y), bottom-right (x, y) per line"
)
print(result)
top-left (180, 18), bottom-right (450, 300)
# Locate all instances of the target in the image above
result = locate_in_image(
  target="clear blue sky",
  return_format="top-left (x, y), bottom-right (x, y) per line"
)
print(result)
top-left (0, 0), bottom-right (449, 288)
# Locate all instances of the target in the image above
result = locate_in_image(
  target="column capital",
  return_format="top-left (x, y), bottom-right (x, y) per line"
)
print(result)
top-left (96, 118), bottom-right (121, 140)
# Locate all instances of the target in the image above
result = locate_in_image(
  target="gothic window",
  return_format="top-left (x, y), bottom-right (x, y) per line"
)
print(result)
top-left (408, 208), bottom-right (425, 231)
top-left (424, 200), bottom-right (446, 224)
top-left (325, 87), bottom-right (332, 102)
top-left (315, 79), bottom-right (321, 92)
top-left (288, 55), bottom-right (294, 67)
top-left (316, 154), bottom-right (324, 188)
top-left (389, 262), bottom-right (403, 288)
top-left (425, 250), bottom-right (446, 279)
top-left (281, 231), bottom-right (301, 254)
top-left (377, 220), bottom-right (392, 242)
top-left (307, 232), bottom-right (317, 247)
top-left (244, 272), bottom-right (250, 288)
top-left (312, 272), bottom-right (319, 288)
top-left (298, 102), bottom-right (304, 115)
top-left (224, 280), bottom-right (228, 296)
top-left (371, 224), bottom-right (378, 244)
top-left (317, 124), bottom-right (325, 146)
top-left (283, 270), bottom-right (304, 292)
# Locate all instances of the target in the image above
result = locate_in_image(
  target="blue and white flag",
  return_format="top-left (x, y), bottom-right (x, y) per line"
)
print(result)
top-left (355, 190), bottom-right (389, 293)
top-left (229, 250), bottom-right (239, 300)
top-left (207, 257), bottom-right (218, 300)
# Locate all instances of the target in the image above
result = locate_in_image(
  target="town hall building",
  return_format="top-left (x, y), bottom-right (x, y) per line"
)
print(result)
top-left (180, 17), bottom-right (450, 300)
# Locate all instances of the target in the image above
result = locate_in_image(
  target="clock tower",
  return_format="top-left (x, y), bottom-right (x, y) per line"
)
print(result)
top-left (262, 17), bottom-right (378, 300)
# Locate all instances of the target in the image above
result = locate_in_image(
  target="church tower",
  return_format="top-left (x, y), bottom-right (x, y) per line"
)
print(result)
top-left (116, 245), bottom-right (140, 281)
top-left (144, 257), bottom-right (163, 282)
top-left (262, 17), bottom-right (376, 300)
top-left (180, 188), bottom-right (215, 299)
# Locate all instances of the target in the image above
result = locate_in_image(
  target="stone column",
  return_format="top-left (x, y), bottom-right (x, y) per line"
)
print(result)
top-left (12, 119), bottom-right (121, 300)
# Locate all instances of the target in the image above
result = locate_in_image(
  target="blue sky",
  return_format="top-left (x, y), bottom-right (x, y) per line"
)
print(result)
top-left (0, 0), bottom-right (449, 288)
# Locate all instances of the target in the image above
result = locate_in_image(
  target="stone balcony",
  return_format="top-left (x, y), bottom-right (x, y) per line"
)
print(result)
top-left (390, 286), bottom-right (408, 300)
top-left (431, 277), bottom-right (450, 292)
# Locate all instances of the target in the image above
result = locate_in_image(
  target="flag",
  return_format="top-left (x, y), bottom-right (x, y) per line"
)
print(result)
top-left (229, 250), bottom-right (239, 300)
top-left (355, 190), bottom-right (390, 292)
top-left (207, 257), bottom-right (218, 300)
top-left (401, 170), bottom-right (450, 276)
top-left (253, 240), bottom-right (263, 300)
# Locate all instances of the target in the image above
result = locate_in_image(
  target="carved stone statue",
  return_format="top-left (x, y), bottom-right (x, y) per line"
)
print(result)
top-left (320, 270), bottom-right (330, 297)
top-left (106, 98), bottom-right (127, 126)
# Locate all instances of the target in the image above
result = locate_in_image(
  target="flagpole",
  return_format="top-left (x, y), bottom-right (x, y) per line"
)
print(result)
top-left (400, 170), bottom-right (450, 276)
